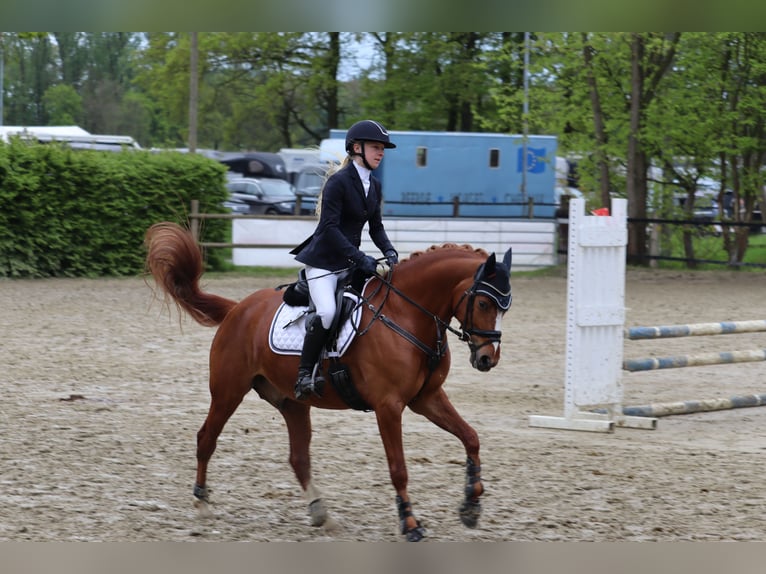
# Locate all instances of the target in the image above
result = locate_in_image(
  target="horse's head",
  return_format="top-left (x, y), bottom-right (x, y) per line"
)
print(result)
top-left (457, 248), bottom-right (512, 372)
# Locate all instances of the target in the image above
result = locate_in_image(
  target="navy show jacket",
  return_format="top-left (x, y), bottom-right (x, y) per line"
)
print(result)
top-left (291, 163), bottom-right (395, 271)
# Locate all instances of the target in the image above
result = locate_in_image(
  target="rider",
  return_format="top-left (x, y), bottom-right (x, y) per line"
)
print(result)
top-left (289, 119), bottom-right (400, 401)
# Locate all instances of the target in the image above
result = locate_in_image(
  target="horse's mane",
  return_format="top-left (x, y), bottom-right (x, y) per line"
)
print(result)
top-left (401, 243), bottom-right (489, 263)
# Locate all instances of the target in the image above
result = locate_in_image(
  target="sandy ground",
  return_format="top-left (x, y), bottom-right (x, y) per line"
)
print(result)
top-left (1, 267), bottom-right (765, 542)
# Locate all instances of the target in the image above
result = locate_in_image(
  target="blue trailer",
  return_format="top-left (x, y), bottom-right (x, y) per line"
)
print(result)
top-left (327, 130), bottom-right (557, 218)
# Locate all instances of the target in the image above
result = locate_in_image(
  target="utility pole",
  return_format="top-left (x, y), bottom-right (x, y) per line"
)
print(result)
top-left (188, 32), bottom-right (199, 153)
top-left (0, 33), bottom-right (5, 126)
top-left (521, 31), bottom-right (530, 205)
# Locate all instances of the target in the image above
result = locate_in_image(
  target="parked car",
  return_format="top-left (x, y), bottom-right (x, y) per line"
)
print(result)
top-left (225, 177), bottom-right (316, 215)
top-left (219, 152), bottom-right (289, 180)
top-left (222, 196), bottom-right (251, 214)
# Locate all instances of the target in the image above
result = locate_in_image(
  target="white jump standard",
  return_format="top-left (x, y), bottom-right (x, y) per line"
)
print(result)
top-left (528, 198), bottom-right (766, 433)
top-left (528, 198), bottom-right (655, 432)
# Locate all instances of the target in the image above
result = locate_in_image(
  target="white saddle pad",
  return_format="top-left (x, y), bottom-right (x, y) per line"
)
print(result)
top-left (268, 292), bottom-right (363, 357)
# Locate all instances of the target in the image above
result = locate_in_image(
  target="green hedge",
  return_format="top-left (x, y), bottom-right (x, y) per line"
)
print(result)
top-left (0, 138), bottom-right (229, 277)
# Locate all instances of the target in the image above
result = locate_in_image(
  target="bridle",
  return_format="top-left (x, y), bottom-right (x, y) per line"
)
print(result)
top-left (355, 262), bottom-right (511, 370)
top-left (452, 282), bottom-right (504, 355)
top-left (458, 258), bottom-right (513, 352)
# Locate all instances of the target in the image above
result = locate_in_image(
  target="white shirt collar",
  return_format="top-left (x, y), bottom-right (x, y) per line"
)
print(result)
top-left (353, 162), bottom-right (372, 196)
top-left (353, 162), bottom-right (371, 184)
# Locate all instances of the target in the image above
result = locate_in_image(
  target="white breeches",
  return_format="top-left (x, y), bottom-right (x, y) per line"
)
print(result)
top-left (305, 266), bottom-right (339, 330)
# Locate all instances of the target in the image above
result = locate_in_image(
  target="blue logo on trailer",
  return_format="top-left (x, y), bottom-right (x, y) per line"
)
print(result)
top-left (517, 147), bottom-right (547, 174)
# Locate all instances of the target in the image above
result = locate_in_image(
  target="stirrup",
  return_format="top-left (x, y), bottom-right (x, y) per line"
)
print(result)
top-left (294, 366), bottom-right (325, 400)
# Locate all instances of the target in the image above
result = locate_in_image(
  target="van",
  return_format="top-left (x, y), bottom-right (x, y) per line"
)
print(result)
top-left (293, 164), bottom-right (328, 198)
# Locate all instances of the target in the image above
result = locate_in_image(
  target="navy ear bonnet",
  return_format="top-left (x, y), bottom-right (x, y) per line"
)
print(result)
top-left (473, 248), bottom-right (513, 311)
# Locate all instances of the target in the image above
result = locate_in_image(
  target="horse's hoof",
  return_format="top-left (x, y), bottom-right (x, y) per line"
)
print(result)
top-left (308, 498), bottom-right (328, 527)
top-left (405, 525), bottom-right (427, 542)
top-left (194, 499), bottom-right (214, 519)
top-left (459, 500), bottom-right (481, 528)
top-left (322, 516), bottom-right (342, 534)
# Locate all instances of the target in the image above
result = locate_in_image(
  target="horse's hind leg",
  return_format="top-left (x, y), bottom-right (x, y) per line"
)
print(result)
top-left (408, 388), bottom-right (484, 529)
top-left (280, 400), bottom-right (329, 528)
top-left (194, 387), bottom-right (248, 517)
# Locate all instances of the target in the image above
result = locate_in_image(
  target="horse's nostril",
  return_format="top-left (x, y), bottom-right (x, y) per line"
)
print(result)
top-left (477, 355), bottom-right (493, 371)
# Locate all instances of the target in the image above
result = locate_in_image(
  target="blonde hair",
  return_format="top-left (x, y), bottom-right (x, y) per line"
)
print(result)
top-left (315, 156), bottom-right (351, 217)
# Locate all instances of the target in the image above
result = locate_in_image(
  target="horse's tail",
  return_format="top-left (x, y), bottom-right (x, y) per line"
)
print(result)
top-left (144, 222), bottom-right (236, 327)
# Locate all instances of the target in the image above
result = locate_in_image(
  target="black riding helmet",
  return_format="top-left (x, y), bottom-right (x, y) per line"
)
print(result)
top-left (345, 120), bottom-right (396, 170)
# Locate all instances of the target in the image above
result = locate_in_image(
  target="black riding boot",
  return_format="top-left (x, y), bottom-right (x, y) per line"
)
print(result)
top-left (294, 316), bottom-right (330, 400)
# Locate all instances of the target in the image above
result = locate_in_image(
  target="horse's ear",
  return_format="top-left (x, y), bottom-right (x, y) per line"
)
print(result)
top-left (502, 247), bottom-right (512, 271)
top-left (484, 252), bottom-right (496, 276)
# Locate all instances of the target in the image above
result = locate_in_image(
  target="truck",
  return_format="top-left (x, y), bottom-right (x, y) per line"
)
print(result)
top-left (324, 129), bottom-right (558, 218)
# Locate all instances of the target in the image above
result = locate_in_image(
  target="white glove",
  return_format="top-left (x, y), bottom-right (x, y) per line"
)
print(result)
top-left (376, 260), bottom-right (391, 276)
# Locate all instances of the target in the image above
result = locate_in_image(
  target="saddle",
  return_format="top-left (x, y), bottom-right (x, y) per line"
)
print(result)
top-left (278, 267), bottom-right (364, 337)
top-left (270, 269), bottom-right (371, 411)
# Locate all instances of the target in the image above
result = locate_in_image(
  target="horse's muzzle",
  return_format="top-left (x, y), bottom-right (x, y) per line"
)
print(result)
top-left (471, 348), bottom-right (498, 372)
top-left (476, 354), bottom-right (495, 372)
top-left (466, 328), bottom-right (501, 372)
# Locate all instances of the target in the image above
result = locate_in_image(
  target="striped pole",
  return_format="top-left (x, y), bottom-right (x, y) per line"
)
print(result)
top-left (619, 394), bottom-right (766, 418)
top-left (623, 348), bottom-right (766, 372)
top-left (625, 320), bottom-right (766, 340)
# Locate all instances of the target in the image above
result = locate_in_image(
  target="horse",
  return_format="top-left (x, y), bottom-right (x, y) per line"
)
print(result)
top-left (144, 221), bottom-right (512, 541)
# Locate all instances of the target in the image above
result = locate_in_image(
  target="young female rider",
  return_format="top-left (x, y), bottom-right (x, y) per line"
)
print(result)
top-left (289, 119), bottom-right (399, 400)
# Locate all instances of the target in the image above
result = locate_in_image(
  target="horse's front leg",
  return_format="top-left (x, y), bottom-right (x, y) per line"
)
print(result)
top-left (408, 387), bottom-right (484, 529)
top-left (376, 405), bottom-right (427, 542)
top-left (279, 399), bottom-right (330, 528)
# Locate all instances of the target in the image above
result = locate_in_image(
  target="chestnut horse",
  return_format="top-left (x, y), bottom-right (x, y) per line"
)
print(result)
top-left (144, 222), bottom-right (512, 541)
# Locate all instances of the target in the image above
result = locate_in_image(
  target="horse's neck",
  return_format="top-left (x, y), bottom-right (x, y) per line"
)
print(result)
top-left (395, 257), bottom-right (476, 319)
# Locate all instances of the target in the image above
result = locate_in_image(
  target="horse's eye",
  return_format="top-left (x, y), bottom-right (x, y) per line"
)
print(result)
top-left (478, 300), bottom-right (488, 311)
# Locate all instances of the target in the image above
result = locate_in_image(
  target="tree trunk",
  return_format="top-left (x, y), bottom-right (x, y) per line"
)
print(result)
top-left (626, 34), bottom-right (648, 264)
top-left (581, 34), bottom-right (612, 208)
top-left (325, 32), bottom-right (340, 129)
top-left (188, 32), bottom-right (198, 154)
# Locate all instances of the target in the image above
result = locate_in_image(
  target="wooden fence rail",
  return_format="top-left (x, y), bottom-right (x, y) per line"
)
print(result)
top-left (189, 199), bottom-right (317, 249)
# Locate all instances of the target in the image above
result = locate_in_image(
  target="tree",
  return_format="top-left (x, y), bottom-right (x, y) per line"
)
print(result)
top-left (42, 83), bottom-right (82, 124)
top-left (133, 32), bottom-right (199, 147)
top-left (531, 33), bottom-right (680, 263)
top-left (358, 33), bottom-right (500, 132)
top-left (642, 33), bottom-right (726, 267)
top-left (133, 33), bottom-right (347, 150)
top-left (2, 33), bottom-right (55, 125)
top-left (580, 33), bottom-right (613, 208)
top-left (715, 33), bottom-right (766, 264)
top-left (476, 32), bottom-right (527, 134)
top-left (622, 33), bottom-right (681, 264)
top-left (51, 33), bottom-right (88, 88)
